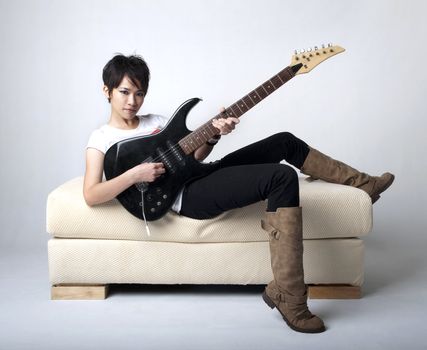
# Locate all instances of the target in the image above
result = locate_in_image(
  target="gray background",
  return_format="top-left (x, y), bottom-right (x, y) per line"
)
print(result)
top-left (1, 0), bottom-right (426, 349)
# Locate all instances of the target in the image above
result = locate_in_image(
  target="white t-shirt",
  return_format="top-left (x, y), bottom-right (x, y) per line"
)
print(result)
top-left (86, 114), bottom-right (184, 213)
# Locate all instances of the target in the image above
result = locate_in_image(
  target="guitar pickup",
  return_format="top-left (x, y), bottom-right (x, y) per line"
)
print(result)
top-left (156, 147), bottom-right (176, 174)
top-left (167, 140), bottom-right (186, 167)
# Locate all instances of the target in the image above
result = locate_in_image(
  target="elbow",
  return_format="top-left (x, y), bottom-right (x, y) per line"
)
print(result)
top-left (84, 197), bottom-right (95, 207)
top-left (85, 199), bottom-right (96, 207)
top-left (83, 190), bottom-right (97, 207)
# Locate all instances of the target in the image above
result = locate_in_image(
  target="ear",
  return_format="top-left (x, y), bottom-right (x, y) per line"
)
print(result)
top-left (102, 85), bottom-right (110, 98)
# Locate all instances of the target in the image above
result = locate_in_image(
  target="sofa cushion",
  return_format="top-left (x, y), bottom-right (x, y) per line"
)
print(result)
top-left (46, 177), bottom-right (372, 242)
top-left (47, 237), bottom-right (365, 286)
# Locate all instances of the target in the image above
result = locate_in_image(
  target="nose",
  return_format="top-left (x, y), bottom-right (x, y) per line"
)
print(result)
top-left (128, 94), bottom-right (137, 106)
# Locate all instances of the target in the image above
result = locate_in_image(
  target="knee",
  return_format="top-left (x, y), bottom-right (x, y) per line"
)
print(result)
top-left (272, 131), bottom-right (297, 144)
top-left (266, 164), bottom-right (300, 208)
top-left (270, 163), bottom-right (299, 187)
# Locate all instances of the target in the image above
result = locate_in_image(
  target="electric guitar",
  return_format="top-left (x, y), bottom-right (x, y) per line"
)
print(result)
top-left (104, 44), bottom-right (345, 221)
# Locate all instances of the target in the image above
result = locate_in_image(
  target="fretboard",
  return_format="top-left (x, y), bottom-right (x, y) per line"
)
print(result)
top-left (178, 63), bottom-right (302, 155)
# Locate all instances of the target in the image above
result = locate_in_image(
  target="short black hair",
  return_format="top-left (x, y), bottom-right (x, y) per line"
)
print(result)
top-left (102, 54), bottom-right (150, 101)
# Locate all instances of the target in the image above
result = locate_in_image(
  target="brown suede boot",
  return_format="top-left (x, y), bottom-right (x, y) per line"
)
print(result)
top-left (300, 147), bottom-right (395, 203)
top-left (261, 207), bottom-right (326, 333)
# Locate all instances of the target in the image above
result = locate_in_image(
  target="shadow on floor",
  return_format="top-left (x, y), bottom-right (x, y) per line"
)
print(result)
top-left (108, 284), bottom-right (266, 297)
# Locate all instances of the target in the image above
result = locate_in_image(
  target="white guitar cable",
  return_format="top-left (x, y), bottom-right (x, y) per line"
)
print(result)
top-left (140, 189), bottom-right (151, 236)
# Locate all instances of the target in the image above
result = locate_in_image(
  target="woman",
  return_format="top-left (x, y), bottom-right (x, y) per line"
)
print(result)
top-left (84, 54), bottom-right (394, 334)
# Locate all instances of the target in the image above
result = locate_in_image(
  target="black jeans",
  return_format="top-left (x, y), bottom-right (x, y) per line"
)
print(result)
top-left (180, 132), bottom-right (310, 219)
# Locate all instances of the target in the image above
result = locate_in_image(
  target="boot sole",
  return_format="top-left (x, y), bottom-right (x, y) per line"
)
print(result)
top-left (372, 173), bottom-right (395, 204)
top-left (262, 291), bottom-right (326, 333)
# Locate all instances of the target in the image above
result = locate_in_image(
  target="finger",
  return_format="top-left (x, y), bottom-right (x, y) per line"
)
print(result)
top-left (212, 120), bottom-right (225, 128)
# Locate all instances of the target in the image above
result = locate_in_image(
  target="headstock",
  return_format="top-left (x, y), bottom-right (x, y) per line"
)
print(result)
top-left (291, 44), bottom-right (345, 74)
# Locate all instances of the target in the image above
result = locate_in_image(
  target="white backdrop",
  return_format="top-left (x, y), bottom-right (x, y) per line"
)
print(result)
top-left (0, 0), bottom-right (426, 250)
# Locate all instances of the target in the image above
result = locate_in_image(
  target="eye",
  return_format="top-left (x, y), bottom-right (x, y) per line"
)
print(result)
top-left (137, 92), bottom-right (145, 97)
top-left (120, 90), bottom-right (129, 95)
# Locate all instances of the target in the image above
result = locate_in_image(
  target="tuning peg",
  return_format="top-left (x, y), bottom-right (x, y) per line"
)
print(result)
top-left (322, 44), bottom-right (325, 48)
top-left (300, 48), bottom-right (305, 53)
top-left (314, 46), bottom-right (318, 50)
top-left (294, 49), bottom-right (298, 55)
top-left (328, 43), bottom-right (332, 47)
top-left (307, 47), bottom-right (312, 52)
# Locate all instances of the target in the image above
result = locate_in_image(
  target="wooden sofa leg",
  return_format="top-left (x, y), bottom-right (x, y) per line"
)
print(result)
top-left (51, 284), bottom-right (109, 300)
top-left (308, 284), bottom-right (361, 299)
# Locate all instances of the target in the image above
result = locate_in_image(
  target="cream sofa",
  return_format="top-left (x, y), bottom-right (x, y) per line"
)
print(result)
top-left (46, 177), bottom-right (372, 300)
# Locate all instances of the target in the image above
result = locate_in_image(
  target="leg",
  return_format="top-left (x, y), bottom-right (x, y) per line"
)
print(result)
top-left (300, 147), bottom-right (394, 203)
top-left (181, 163), bottom-right (299, 219)
top-left (180, 164), bottom-right (325, 333)
top-left (217, 131), bottom-right (394, 203)
top-left (219, 132), bottom-right (310, 169)
top-left (261, 207), bottom-right (325, 333)
top-left (51, 284), bottom-right (109, 300)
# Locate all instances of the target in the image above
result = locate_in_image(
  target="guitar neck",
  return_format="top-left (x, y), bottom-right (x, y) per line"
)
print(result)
top-left (179, 63), bottom-right (302, 155)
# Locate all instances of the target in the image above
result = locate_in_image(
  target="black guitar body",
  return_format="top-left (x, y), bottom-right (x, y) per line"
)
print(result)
top-left (104, 98), bottom-right (220, 221)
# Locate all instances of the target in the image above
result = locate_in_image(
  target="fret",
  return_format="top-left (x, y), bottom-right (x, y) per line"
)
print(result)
top-left (240, 98), bottom-right (250, 110)
top-left (253, 89), bottom-right (262, 100)
top-left (242, 95), bottom-right (255, 109)
top-left (278, 67), bottom-right (293, 83)
top-left (262, 82), bottom-right (274, 94)
top-left (269, 79), bottom-right (277, 89)
top-left (247, 92), bottom-right (256, 104)
top-left (234, 103), bottom-right (244, 114)
top-left (271, 75), bottom-right (282, 88)
top-left (189, 137), bottom-right (197, 148)
top-left (178, 64), bottom-right (298, 156)
top-left (237, 99), bottom-right (250, 112)
top-left (226, 108), bottom-right (236, 118)
top-left (202, 126), bottom-right (211, 142)
top-left (208, 122), bottom-right (219, 135)
top-left (277, 73), bottom-right (285, 84)
top-left (179, 139), bottom-right (190, 153)
top-left (261, 84), bottom-right (270, 96)
top-left (201, 128), bottom-right (209, 140)
top-left (194, 130), bottom-right (203, 146)
top-left (256, 86), bottom-right (268, 99)
top-left (230, 104), bottom-right (241, 117)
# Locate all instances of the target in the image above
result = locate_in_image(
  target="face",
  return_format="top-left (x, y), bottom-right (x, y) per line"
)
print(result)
top-left (104, 75), bottom-right (145, 122)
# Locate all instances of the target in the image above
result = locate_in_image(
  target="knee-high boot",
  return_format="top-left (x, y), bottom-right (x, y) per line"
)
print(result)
top-left (300, 147), bottom-right (394, 203)
top-left (261, 207), bottom-right (326, 333)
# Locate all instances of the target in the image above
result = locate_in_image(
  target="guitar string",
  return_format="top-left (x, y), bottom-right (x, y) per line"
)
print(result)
top-left (133, 68), bottom-right (293, 223)
top-left (137, 69), bottom-right (291, 168)
top-left (134, 112), bottom-right (229, 173)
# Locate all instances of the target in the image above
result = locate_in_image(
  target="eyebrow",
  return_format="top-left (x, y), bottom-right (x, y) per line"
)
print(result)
top-left (118, 86), bottom-right (144, 92)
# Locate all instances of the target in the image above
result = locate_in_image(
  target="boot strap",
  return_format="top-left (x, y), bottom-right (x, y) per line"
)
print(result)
top-left (272, 288), bottom-right (308, 304)
top-left (283, 293), bottom-right (308, 305)
top-left (261, 219), bottom-right (280, 239)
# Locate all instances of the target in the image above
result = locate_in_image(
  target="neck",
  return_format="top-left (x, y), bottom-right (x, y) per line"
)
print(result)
top-left (178, 63), bottom-right (302, 155)
top-left (109, 114), bottom-right (139, 130)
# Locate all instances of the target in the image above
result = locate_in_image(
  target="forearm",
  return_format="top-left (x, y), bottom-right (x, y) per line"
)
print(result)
top-left (194, 143), bottom-right (214, 161)
top-left (194, 135), bottom-right (221, 161)
top-left (84, 170), bottom-right (134, 206)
